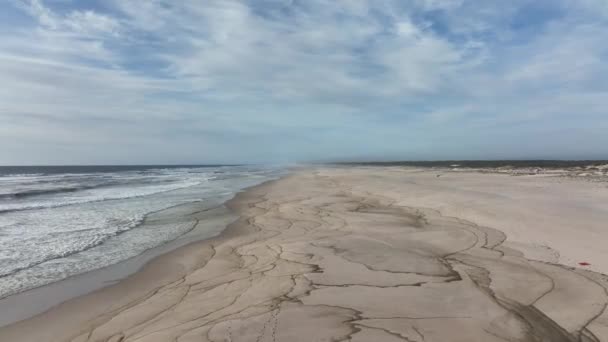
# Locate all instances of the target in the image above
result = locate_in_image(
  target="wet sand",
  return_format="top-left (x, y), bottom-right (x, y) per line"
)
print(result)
top-left (1, 167), bottom-right (607, 341)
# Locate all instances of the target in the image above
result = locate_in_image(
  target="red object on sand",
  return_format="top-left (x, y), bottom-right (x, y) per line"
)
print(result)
top-left (578, 262), bottom-right (591, 266)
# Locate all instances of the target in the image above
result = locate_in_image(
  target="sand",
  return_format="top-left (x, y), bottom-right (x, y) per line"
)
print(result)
top-left (1, 167), bottom-right (607, 341)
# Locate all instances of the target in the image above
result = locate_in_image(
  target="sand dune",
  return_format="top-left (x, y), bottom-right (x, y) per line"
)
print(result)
top-left (1, 167), bottom-right (607, 341)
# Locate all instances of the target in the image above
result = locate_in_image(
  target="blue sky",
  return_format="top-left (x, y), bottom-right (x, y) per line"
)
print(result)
top-left (1, 0), bottom-right (607, 164)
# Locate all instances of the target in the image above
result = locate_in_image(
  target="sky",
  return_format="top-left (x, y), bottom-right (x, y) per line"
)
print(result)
top-left (1, 0), bottom-right (608, 165)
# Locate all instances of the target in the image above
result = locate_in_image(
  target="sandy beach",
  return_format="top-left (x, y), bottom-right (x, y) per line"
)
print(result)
top-left (1, 166), bottom-right (608, 341)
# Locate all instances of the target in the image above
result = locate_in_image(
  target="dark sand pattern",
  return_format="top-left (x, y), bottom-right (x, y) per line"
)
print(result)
top-left (1, 170), bottom-right (607, 341)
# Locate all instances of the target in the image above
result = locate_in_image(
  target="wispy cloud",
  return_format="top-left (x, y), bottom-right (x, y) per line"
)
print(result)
top-left (1, 0), bottom-right (607, 164)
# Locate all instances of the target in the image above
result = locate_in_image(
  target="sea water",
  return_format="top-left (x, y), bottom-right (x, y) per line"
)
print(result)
top-left (0, 165), bottom-right (282, 298)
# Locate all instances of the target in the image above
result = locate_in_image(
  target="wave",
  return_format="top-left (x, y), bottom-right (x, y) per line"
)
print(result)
top-left (0, 176), bottom-right (180, 200)
top-left (0, 180), bottom-right (204, 214)
top-left (0, 186), bottom-right (98, 200)
top-left (0, 173), bottom-right (45, 178)
top-left (0, 216), bottom-right (144, 279)
top-left (0, 198), bottom-right (209, 280)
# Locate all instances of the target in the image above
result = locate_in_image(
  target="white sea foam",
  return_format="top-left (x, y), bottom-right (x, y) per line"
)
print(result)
top-left (0, 166), bottom-right (283, 298)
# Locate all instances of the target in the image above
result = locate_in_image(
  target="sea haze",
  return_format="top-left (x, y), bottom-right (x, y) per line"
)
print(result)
top-left (0, 165), bottom-right (283, 298)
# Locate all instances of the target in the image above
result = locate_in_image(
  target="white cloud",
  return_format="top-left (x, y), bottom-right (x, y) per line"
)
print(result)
top-left (15, 0), bottom-right (57, 28)
top-left (64, 10), bottom-right (121, 36)
top-left (1, 0), bottom-right (607, 164)
top-left (16, 0), bottom-right (121, 36)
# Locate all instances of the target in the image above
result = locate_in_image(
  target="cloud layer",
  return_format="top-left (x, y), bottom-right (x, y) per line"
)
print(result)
top-left (1, 0), bottom-right (607, 164)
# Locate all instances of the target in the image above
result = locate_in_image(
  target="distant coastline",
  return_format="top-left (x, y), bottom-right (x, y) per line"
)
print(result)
top-left (333, 159), bottom-right (608, 168)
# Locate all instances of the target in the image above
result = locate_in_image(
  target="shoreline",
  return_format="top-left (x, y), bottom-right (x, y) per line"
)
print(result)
top-left (0, 177), bottom-right (283, 328)
top-left (1, 169), bottom-right (608, 341)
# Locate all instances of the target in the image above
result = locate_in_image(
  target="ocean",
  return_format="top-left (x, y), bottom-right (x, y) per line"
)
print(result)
top-left (0, 165), bottom-right (283, 299)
